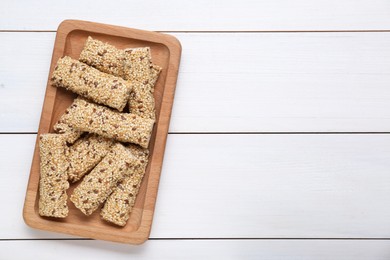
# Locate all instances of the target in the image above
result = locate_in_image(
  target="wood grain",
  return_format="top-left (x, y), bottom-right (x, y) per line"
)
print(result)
top-left (2, 240), bottom-right (390, 259)
top-left (1, 32), bottom-right (390, 133)
top-left (1, 0), bottom-right (390, 31)
top-left (4, 134), bottom-right (390, 239)
top-left (22, 20), bottom-right (181, 244)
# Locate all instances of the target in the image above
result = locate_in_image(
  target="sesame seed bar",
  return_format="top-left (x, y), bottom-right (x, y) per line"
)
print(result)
top-left (129, 64), bottom-right (161, 120)
top-left (70, 143), bottom-right (137, 216)
top-left (79, 36), bottom-right (128, 78)
top-left (60, 98), bottom-right (154, 148)
top-left (67, 134), bottom-right (114, 183)
top-left (51, 56), bottom-right (132, 111)
top-left (123, 47), bottom-right (152, 82)
top-left (150, 64), bottom-right (162, 87)
top-left (101, 144), bottom-right (149, 226)
top-left (79, 37), bottom-right (162, 119)
top-left (53, 122), bottom-right (83, 144)
top-left (79, 37), bottom-right (152, 82)
top-left (38, 134), bottom-right (70, 218)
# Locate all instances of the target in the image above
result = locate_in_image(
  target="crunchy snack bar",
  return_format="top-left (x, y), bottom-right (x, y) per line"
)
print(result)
top-left (101, 144), bottom-right (149, 226)
top-left (129, 64), bottom-right (161, 120)
top-left (38, 134), bottom-right (69, 218)
top-left (60, 98), bottom-right (154, 148)
top-left (123, 47), bottom-right (151, 82)
top-left (51, 56), bottom-right (132, 111)
top-left (79, 36), bottom-right (127, 77)
top-left (67, 134), bottom-right (114, 183)
top-left (150, 64), bottom-right (162, 87)
top-left (79, 37), bottom-right (153, 82)
top-left (79, 37), bottom-right (162, 119)
top-left (70, 143), bottom-right (137, 216)
top-left (53, 122), bottom-right (83, 144)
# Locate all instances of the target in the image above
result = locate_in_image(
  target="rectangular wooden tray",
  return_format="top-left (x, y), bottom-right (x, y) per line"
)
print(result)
top-left (23, 20), bottom-right (181, 244)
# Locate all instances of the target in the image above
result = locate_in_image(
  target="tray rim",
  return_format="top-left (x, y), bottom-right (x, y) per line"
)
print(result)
top-left (22, 19), bottom-right (182, 245)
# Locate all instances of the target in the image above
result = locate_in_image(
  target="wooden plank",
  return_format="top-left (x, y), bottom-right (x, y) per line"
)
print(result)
top-left (0, 33), bottom-right (53, 132)
top-left (1, 240), bottom-right (390, 259)
top-left (3, 134), bottom-right (390, 239)
top-left (1, 0), bottom-right (390, 31)
top-left (1, 32), bottom-right (390, 133)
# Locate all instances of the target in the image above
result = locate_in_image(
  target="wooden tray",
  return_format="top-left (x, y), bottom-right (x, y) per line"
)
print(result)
top-left (23, 20), bottom-right (181, 244)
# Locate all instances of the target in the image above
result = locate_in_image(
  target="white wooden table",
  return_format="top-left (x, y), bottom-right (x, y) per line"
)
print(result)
top-left (1, 1), bottom-right (390, 259)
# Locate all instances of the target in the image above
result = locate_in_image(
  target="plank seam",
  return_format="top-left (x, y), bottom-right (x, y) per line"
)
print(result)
top-left (3, 237), bottom-right (390, 241)
top-left (2, 132), bottom-right (390, 135)
top-left (169, 132), bottom-right (390, 135)
top-left (1, 30), bottom-right (390, 33)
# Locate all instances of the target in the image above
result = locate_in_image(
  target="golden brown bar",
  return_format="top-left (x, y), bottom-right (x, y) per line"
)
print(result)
top-left (67, 134), bottom-right (114, 183)
top-left (128, 64), bottom-right (161, 120)
top-left (38, 134), bottom-right (69, 218)
top-left (79, 37), bottom-right (152, 82)
top-left (101, 144), bottom-right (149, 226)
top-left (123, 47), bottom-right (152, 82)
top-left (60, 98), bottom-right (154, 148)
top-left (79, 37), bottom-right (162, 120)
top-left (53, 122), bottom-right (83, 144)
top-left (70, 143), bottom-right (137, 216)
top-left (150, 64), bottom-right (162, 87)
top-left (51, 56), bottom-right (132, 111)
top-left (79, 36), bottom-right (128, 78)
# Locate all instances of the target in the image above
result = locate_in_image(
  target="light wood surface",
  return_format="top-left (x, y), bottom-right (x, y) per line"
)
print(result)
top-left (3, 134), bottom-right (390, 239)
top-left (2, 32), bottom-right (390, 133)
top-left (22, 20), bottom-right (181, 244)
top-left (1, 0), bottom-right (390, 31)
top-left (2, 0), bottom-right (390, 258)
top-left (3, 240), bottom-right (390, 260)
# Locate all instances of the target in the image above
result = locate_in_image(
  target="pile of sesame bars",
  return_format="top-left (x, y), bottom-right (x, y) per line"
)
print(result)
top-left (38, 37), bottom-right (161, 226)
